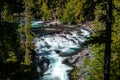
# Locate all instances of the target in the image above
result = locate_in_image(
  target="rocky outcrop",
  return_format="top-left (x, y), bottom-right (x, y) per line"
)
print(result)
top-left (64, 47), bottom-right (92, 80)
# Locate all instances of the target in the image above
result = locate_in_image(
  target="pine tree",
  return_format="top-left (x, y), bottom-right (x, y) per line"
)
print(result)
top-left (41, 1), bottom-right (51, 20)
top-left (24, 0), bottom-right (33, 65)
top-left (85, 0), bottom-right (120, 80)
top-left (104, 0), bottom-right (112, 79)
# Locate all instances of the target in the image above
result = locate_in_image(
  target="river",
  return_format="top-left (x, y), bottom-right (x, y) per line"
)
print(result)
top-left (32, 21), bottom-right (90, 80)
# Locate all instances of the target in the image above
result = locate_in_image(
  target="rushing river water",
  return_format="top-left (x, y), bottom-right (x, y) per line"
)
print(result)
top-left (32, 21), bottom-right (90, 80)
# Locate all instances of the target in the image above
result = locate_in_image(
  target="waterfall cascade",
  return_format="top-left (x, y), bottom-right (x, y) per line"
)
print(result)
top-left (32, 22), bottom-right (90, 80)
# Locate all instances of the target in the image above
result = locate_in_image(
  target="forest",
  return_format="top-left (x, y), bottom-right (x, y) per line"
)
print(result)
top-left (0, 0), bottom-right (120, 80)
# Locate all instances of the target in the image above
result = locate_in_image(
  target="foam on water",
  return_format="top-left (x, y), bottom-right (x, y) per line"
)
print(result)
top-left (41, 51), bottom-right (72, 80)
top-left (34, 28), bottom-right (90, 80)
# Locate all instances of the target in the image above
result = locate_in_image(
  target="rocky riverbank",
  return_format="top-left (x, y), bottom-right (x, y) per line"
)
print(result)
top-left (32, 21), bottom-right (93, 80)
top-left (68, 47), bottom-right (92, 80)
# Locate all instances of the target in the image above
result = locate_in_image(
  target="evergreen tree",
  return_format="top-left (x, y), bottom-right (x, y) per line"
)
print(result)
top-left (104, 0), bottom-right (112, 79)
top-left (85, 0), bottom-right (120, 80)
top-left (24, 0), bottom-right (34, 65)
top-left (61, 0), bottom-right (86, 24)
top-left (41, 0), bottom-right (51, 20)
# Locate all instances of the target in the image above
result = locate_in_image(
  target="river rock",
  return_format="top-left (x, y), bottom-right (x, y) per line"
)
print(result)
top-left (67, 47), bottom-right (93, 80)
top-left (35, 56), bottom-right (50, 76)
top-left (33, 21), bottom-right (94, 80)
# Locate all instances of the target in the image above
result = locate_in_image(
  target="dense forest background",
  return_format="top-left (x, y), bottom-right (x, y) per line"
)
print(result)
top-left (0, 0), bottom-right (120, 80)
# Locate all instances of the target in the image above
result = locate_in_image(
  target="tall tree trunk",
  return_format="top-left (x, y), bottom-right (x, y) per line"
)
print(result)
top-left (24, 0), bottom-right (31, 65)
top-left (104, 0), bottom-right (112, 80)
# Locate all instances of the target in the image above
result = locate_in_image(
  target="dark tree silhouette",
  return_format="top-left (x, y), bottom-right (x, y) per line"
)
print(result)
top-left (104, 0), bottom-right (112, 80)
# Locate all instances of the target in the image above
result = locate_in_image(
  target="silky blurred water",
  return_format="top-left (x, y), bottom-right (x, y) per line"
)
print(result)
top-left (32, 22), bottom-right (90, 80)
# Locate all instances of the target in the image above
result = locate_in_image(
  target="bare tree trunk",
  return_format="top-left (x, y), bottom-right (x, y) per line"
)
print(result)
top-left (24, 0), bottom-right (31, 65)
top-left (104, 0), bottom-right (112, 80)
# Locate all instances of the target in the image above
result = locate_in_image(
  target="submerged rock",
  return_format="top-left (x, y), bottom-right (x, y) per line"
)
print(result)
top-left (33, 22), bottom-right (92, 80)
top-left (35, 56), bottom-right (50, 76)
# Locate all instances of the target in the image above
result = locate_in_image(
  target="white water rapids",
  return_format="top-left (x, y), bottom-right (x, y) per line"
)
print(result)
top-left (33, 26), bottom-right (90, 80)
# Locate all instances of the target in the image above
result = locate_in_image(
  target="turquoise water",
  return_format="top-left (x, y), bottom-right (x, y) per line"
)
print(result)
top-left (31, 21), bottom-right (43, 28)
top-left (33, 21), bottom-right (90, 80)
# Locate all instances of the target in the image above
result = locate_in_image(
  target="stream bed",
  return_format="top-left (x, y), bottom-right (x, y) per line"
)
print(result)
top-left (32, 21), bottom-right (90, 80)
